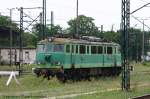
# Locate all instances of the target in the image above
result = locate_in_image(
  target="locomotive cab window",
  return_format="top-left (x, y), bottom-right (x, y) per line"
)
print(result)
top-left (46, 44), bottom-right (52, 52)
top-left (80, 45), bottom-right (86, 54)
top-left (53, 44), bottom-right (64, 52)
top-left (107, 47), bottom-right (112, 54)
top-left (76, 45), bottom-right (79, 53)
top-left (37, 44), bottom-right (45, 52)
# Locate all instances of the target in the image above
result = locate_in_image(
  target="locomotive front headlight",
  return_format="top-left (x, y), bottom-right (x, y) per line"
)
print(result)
top-left (57, 62), bottom-right (61, 65)
top-left (54, 61), bottom-right (61, 65)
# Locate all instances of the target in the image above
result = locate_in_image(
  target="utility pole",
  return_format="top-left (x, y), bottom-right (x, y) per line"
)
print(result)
top-left (111, 24), bottom-right (114, 32)
top-left (39, 12), bottom-right (43, 40)
top-left (19, 7), bottom-right (23, 74)
top-left (136, 33), bottom-right (138, 62)
top-left (51, 11), bottom-right (54, 26)
top-left (10, 9), bottom-right (12, 67)
top-left (76, 0), bottom-right (79, 38)
top-left (15, 6), bottom-right (42, 73)
top-left (8, 8), bottom-right (15, 67)
top-left (121, 0), bottom-right (130, 91)
top-left (42, 0), bottom-right (44, 39)
top-left (132, 17), bottom-right (149, 62)
top-left (101, 25), bottom-right (103, 33)
top-left (142, 20), bottom-right (145, 62)
top-left (42, 0), bottom-right (46, 39)
top-left (8, 9), bottom-right (13, 67)
top-left (51, 11), bottom-right (54, 35)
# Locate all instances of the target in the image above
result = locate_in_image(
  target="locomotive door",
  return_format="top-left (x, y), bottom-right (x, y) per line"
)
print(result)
top-left (104, 46), bottom-right (114, 67)
top-left (103, 46), bottom-right (106, 66)
top-left (108, 46), bottom-right (114, 66)
top-left (70, 45), bottom-right (76, 67)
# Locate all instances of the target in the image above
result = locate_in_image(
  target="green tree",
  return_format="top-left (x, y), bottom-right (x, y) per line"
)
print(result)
top-left (32, 23), bottom-right (44, 41)
top-left (47, 24), bottom-right (62, 36)
top-left (32, 23), bottom-right (62, 40)
top-left (0, 16), bottom-right (9, 27)
top-left (22, 32), bottom-right (37, 48)
top-left (0, 15), bottom-right (19, 32)
top-left (102, 31), bottom-right (120, 43)
top-left (128, 28), bottom-right (143, 61)
top-left (119, 28), bottom-right (144, 61)
top-left (0, 15), bottom-right (19, 47)
top-left (67, 15), bottom-right (99, 36)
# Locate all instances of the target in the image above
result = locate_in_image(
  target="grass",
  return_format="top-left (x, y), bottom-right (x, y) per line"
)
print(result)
top-left (0, 64), bottom-right (35, 71)
top-left (71, 86), bottom-right (150, 99)
top-left (0, 62), bottom-right (150, 99)
top-left (0, 75), bottom-right (121, 96)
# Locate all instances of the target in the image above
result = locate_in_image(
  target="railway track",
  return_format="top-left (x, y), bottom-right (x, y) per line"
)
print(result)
top-left (131, 94), bottom-right (150, 99)
top-left (1, 96), bottom-right (46, 99)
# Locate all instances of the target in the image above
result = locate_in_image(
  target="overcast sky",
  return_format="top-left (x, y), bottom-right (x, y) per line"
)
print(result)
top-left (0, 0), bottom-right (150, 31)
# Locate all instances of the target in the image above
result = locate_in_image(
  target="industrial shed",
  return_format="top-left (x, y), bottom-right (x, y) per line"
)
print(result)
top-left (0, 47), bottom-right (36, 65)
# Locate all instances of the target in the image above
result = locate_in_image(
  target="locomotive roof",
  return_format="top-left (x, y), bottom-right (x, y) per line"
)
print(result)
top-left (39, 37), bottom-right (119, 46)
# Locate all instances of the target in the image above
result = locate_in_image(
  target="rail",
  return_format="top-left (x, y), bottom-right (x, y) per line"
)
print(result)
top-left (131, 94), bottom-right (150, 99)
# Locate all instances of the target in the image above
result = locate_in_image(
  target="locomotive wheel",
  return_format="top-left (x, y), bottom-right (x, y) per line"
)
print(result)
top-left (56, 72), bottom-right (66, 83)
top-left (34, 68), bottom-right (41, 77)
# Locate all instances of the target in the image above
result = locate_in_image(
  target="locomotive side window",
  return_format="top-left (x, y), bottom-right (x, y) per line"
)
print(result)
top-left (104, 47), bottom-right (107, 54)
top-left (87, 46), bottom-right (89, 54)
top-left (114, 47), bottom-right (117, 54)
top-left (53, 44), bottom-right (64, 52)
top-left (98, 46), bottom-right (103, 54)
top-left (91, 46), bottom-right (103, 54)
top-left (66, 45), bottom-right (70, 53)
top-left (71, 45), bottom-right (74, 53)
top-left (80, 45), bottom-right (86, 54)
top-left (91, 46), bottom-right (96, 54)
top-left (76, 45), bottom-right (78, 53)
top-left (117, 46), bottom-right (121, 54)
top-left (107, 47), bottom-right (112, 54)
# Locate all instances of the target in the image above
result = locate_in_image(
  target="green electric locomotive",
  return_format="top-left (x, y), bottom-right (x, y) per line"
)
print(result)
top-left (34, 37), bottom-right (122, 81)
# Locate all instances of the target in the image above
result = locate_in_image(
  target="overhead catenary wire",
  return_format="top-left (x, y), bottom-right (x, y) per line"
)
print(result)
top-left (24, 14), bottom-right (40, 31)
top-left (139, 0), bottom-right (149, 3)
top-left (130, 2), bottom-right (150, 14)
top-left (131, 15), bottom-right (150, 30)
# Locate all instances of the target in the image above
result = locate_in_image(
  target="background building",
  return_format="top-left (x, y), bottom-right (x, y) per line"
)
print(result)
top-left (0, 48), bottom-right (36, 65)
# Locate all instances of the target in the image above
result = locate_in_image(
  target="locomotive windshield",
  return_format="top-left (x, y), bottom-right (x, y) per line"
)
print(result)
top-left (53, 44), bottom-right (64, 52)
top-left (45, 44), bottom-right (52, 52)
top-left (37, 44), bottom-right (45, 52)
